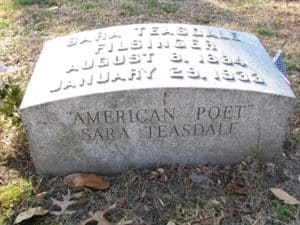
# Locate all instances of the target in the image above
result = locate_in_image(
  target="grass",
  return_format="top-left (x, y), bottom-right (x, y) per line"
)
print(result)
top-left (286, 60), bottom-right (298, 71)
top-left (79, 2), bottom-right (100, 10)
top-left (31, 10), bottom-right (53, 20)
top-left (0, 83), bottom-right (23, 116)
top-left (160, 2), bottom-right (180, 13)
top-left (195, 18), bottom-right (213, 24)
top-left (271, 202), bottom-right (300, 224)
top-left (257, 26), bottom-right (276, 37)
top-left (140, 0), bottom-right (180, 13)
top-left (285, 56), bottom-right (300, 70)
top-left (0, 179), bottom-right (33, 224)
top-left (13, 0), bottom-right (58, 7)
top-left (0, 19), bottom-right (9, 29)
top-left (240, 0), bottom-right (260, 4)
top-left (120, 2), bottom-right (136, 14)
top-left (0, 1), bottom-right (17, 11)
top-left (170, 198), bottom-right (206, 219)
top-left (142, 0), bottom-right (159, 8)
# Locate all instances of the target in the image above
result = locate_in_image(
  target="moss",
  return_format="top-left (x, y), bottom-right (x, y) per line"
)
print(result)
top-left (0, 179), bottom-right (33, 224)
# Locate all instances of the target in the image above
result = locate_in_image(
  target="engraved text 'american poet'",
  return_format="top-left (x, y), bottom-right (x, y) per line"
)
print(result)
top-left (72, 104), bottom-right (254, 141)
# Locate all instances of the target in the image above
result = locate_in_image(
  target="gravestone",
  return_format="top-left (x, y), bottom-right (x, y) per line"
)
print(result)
top-left (20, 24), bottom-right (296, 176)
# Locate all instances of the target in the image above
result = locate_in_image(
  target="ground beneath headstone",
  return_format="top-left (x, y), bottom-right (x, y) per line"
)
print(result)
top-left (0, 0), bottom-right (299, 224)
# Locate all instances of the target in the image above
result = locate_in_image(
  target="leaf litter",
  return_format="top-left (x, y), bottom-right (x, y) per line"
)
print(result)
top-left (14, 207), bottom-right (49, 224)
top-left (50, 189), bottom-right (84, 216)
top-left (79, 199), bottom-right (133, 225)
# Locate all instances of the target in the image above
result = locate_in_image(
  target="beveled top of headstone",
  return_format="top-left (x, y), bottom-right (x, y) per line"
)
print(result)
top-left (21, 24), bottom-right (295, 109)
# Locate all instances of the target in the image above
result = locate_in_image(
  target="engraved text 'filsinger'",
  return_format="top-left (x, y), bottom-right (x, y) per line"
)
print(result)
top-left (49, 25), bottom-right (265, 93)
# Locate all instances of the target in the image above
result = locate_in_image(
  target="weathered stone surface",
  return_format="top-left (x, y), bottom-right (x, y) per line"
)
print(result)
top-left (20, 24), bottom-right (296, 175)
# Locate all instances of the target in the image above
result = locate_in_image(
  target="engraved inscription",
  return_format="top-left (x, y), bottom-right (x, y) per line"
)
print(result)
top-left (50, 25), bottom-right (266, 93)
top-left (72, 105), bottom-right (254, 142)
top-left (50, 67), bottom-right (157, 92)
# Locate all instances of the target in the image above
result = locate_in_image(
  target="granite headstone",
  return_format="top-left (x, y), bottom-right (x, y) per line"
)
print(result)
top-left (20, 24), bottom-right (296, 175)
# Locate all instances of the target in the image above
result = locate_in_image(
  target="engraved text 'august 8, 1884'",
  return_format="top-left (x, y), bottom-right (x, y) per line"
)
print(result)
top-left (49, 25), bottom-right (265, 93)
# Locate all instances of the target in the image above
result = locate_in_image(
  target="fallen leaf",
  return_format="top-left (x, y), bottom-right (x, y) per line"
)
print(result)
top-left (149, 168), bottom-right (168, 182)
top-left (143, 205), bottom-right (149, 212)
top-left (166, 220), bottom-right (176, 225)
top-left (228, 181), bottom-right (247, 195)
top-left (50, 189), bottom-right (82, 216)
top-left (157, 168), bottom-right (165, 174)
top-left (116, 218), bottom-right (134, 225)
top-left (71, 191), bottom-right (85, 198)
top-left (64, 173), bottom-right (110, 190)
top-left (47, 6), bottom-right (59, 11)
top-left (36, 191), bottom-right (48, 199)
top-left (79, 210), bottom-right (113, 225)
top-left (197, 165), bottom-right (212, 173)
top-left (0, 65), bottom-right (7, 73)
top-left (209, 199), bottom-right (221, 205)
top-left (79, 200), bottom-right (131, 225)
top-left (215, 210), bottom-right (225, 225)
top-left (14, 207), bottom-right (49, 224)
top-left (35, 188), bottom-right (54, 203)
top-left (189, 172), bottom-right (210, 183)
top-left (35, 192), bottom-right (48, 204)
top-left (141, 189), bottom-right (146, 198)
top-left (270, 188), bottom-right (300, 205)
top-left (157, 196), bottom-right (165, 206)
top-left (251, 213), bottom-right (269, 225)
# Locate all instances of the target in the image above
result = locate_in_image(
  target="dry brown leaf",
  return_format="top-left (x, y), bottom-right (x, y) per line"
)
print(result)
top-left (14, 207), bottom-right (49, 224)
top-left (270, 188), bottom-right (300, 205)
top-left (79, 200), bottom-right (132, 225)
top-left (227, 181), bottom-right (247, 195)
top-left (63, 173), bottom-right (110, 190)
top-left (50, 189), bottom-right (82, 216)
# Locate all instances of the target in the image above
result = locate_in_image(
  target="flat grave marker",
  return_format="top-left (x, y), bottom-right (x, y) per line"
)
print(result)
top-left (20, 24), bottom-right (296, 175)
